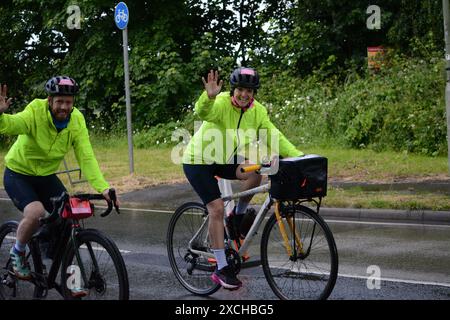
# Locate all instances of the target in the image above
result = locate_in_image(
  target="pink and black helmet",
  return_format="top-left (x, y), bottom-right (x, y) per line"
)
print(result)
top-left (45, 76), bottom-right (79, 96)
top-left (229, 67), bottom-right (260, 90)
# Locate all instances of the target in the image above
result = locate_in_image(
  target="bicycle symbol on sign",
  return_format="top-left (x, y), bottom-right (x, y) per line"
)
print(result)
top-left (115, 9), bottom-right (128, 24)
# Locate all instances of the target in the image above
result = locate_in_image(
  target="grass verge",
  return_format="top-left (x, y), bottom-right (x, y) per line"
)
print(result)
top-left (0, 141), bottom-right (448, 211)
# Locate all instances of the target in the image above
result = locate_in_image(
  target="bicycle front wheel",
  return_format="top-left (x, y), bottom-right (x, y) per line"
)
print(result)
top-left (167, 202), bottom-right (220, 296)
top-left (261, 204), bottom-right (338, 300)
top-left (61, 229), bottom-right (129, 300)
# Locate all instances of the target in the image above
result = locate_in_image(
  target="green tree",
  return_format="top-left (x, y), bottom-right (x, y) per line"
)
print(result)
top-left (250, 0), bottom-right (443, 77)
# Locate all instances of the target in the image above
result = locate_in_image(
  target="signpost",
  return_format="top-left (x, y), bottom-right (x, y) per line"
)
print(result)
top-left (443, 0), bottom-right (450, 174)
top-left (115, 2), bottom-right (134, 174)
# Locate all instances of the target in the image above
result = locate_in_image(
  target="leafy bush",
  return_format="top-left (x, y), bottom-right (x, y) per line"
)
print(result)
top-left (133, 52), bottom-right (447, 156)
top-left (133, 121), bottom-right (180, 148)
top-left (256, 53), bottom-right (446, 156)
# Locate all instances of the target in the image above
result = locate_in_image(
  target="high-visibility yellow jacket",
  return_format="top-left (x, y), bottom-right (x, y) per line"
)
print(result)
top-left (182, 91), bottom-right (303, 164)
top-left (0, 98), bottom-right (109, 193)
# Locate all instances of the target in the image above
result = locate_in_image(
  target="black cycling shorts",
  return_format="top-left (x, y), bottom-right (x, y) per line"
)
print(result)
top-left (3, 167), bottom-right (67, 213)
top-left (183, 163), bottom-right (240, 205)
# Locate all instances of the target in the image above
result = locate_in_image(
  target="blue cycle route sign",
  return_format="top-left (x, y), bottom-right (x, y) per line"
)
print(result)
top-left (115, 1), bottom-right (134, 173)
top-left (114, 2), bottom-right (129, 30)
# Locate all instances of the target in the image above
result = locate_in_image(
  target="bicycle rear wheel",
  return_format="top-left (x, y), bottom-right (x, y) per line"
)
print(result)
top-left (261, 204), bottom-right (338, 300)
top-left (0, 221), bottom-right (44, 300)
top-left (61, 229), bottom-right (129, 300)
top-left (167, 202), bottom-right (220, 296)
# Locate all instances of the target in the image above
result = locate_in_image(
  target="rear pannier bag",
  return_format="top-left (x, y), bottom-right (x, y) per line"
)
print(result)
top-left (269, 155), bottom-right (327, 200)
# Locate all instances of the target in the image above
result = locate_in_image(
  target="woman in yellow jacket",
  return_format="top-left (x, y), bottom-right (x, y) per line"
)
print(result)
top-left (182, 67), bottom-right (303, 290)
top-left (0, 77), bottom-right (118, 290)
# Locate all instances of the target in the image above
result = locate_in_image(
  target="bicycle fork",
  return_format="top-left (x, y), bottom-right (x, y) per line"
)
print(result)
top-left (69, 226), bottom-right (100, 291)
top-left (274, 202), bottom-right (306, 260)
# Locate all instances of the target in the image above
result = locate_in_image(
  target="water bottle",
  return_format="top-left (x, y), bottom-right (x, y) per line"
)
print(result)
top-left (239, 208), bottom-right (256, 238)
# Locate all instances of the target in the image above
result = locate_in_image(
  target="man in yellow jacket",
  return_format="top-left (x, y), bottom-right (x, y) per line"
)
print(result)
top-left (0, 77), bottom-right (118, 286)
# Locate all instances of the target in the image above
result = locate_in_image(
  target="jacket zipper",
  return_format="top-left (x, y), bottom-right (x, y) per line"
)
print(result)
top-left (228, 108), bottom-right (245, 164)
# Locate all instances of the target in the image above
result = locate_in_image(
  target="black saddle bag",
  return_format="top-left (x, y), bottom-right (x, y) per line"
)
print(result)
top-left (269, 155), bottom-right (328, 201)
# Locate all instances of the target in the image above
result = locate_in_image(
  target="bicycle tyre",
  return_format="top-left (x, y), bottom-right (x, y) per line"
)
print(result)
top-left (167, 202), bottom-right (220, 296)
top-left (0, 221), bottom-right (44, 300)
top-left (61, 229), bottom-right (129, 300)
top-left (260, 204), bottom-right (338, 300)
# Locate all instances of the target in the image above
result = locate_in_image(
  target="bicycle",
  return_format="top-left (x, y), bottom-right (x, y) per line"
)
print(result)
top-left (0, 189), bottom-right (129, 300)
top-left (115, 9), bottom-right (128, 24)
top-left (167, 155), bottom-right (338, 300)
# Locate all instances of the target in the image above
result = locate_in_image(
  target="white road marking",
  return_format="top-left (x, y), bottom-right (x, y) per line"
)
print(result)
top-left (337, 272), bottom-right (450, 288)
top-left (325, 219), bottom-right (450, 228)
top-left (2, 196), bottom-right (449, 228)
top-left (4, 233), bottom-right (131, 254)
top-left (79, 244), bottom-right (131, 254)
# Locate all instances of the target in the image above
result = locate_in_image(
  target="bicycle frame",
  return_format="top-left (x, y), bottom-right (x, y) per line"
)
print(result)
top-left (189, 178), bottom-right (320, 270)
top-left (222, 184), bottom-right (271, 256)
top-left (169, 159), bottom-right (337, 300)
top-left (188, 182), bottom-right (311, 266)
top-left (28, 219), bottom-right (92, 297)
top-left (187, 184), bottom-right (270, 261)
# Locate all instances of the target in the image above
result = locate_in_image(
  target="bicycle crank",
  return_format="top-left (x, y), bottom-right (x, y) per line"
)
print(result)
top-left (225, 248), bottom-right (241, 275)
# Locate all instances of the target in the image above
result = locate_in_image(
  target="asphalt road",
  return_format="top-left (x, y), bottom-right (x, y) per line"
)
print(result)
top-left (1, 198), bottom-right (449, 300)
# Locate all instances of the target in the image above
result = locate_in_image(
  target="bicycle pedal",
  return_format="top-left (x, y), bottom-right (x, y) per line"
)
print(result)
top-left (12, 271), bottom-right (32, 281)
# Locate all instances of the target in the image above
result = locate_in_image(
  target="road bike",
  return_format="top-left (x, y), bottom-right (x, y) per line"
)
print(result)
top-left (0, 189), bottom-right (129, 300)
top-left (167, 155), bottom-right (338, 300)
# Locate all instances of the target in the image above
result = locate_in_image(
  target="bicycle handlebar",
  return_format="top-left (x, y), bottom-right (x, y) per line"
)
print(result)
top-left (239, 161), bottom-right (276, 174)
top-left (240, 164), bottom-right (262, 173)
top-left (75, 188), bottom-right (120, 217)
top-left (40, 188), bottom-right (120, 225)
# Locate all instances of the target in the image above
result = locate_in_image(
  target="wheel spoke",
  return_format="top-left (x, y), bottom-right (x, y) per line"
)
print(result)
top-left (167, 203), bottom-right (220, 296)
top-left (261, 205), bottom-right (338, 300)
top-left (61, 230), bottom-right (128, 300)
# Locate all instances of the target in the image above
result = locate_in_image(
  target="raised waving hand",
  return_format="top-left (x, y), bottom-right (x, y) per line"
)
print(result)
top-left (0, 84), bottom-right (13, 113)
top-left (202, 70), bottom-right (223, 99)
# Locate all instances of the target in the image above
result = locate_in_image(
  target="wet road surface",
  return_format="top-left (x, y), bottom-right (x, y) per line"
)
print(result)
top-left (1, 199), bottom-right (449, 300)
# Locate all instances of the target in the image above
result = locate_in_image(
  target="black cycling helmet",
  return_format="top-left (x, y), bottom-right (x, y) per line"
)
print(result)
top-left (45, 76), bottom-right (79, 96)
top-left (229, 67), bottom-right (260, 90)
